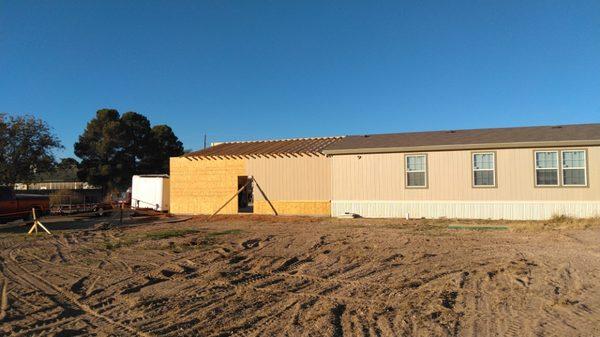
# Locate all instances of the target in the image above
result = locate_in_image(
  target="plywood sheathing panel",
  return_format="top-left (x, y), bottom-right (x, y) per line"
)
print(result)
top-left (254, 200), bottom-right (330, 216)
top-left (170, 157), bottom-right (246, 214)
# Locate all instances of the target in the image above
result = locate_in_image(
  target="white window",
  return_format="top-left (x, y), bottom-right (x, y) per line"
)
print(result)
top-left (406, 154), bottom-right (427, 188)
top-left (472, 152), bottom-right (495, 187)
top-left (535, 151), bottom-right (559, 186)
top-left (562, 150), bottom-right (587, 186)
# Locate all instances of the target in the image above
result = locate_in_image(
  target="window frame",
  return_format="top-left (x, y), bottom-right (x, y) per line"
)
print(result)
top-left (561, 149), bottom-right (588, 187)
top-left (404, 154), bottom-right (428, 189)
top-left (534, 150), bottom-right (560, 187)
top-left (471, 151), bottom-right (497, 188)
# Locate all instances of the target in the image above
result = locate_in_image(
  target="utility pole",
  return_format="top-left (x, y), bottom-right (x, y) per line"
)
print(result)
top-left (204, 134), bottom-right (207, 149)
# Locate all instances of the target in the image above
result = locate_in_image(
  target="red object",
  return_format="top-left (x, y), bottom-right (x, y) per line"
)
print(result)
top-left (0, 187), bottom-right (50, 223)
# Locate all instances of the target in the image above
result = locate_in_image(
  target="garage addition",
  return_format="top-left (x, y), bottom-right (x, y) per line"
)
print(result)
top-left (169, 137), bottom-right (341, 216)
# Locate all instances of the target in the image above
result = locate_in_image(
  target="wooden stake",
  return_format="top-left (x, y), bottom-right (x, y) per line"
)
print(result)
top-left (209, 179), bottom-right (253, 219)
top-left (27, 208), bottom-right (51, 235)
top-left (253, 178), bottom-right (278, 215)
top-left (0, 277), bottom-right (7, 321)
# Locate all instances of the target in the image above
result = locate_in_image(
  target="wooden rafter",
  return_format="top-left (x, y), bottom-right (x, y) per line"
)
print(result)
top-left (183, 136), bottom-right (343, 159)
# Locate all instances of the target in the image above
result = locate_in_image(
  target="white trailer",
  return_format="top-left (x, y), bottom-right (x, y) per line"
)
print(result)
top-left (131, 175), bottom-right (170, 212)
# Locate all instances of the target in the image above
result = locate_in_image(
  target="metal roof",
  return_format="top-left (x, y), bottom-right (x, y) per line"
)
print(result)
top-left (185, 137), bottom-right (343, 159)
top-left (323, 123), bottom-right (600, 155)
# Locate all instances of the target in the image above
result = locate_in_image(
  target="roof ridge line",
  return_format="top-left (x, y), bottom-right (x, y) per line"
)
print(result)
top-left (347, 123), bottom-right (600, 138)
top-left (219, 136), bottom-right (344, 144)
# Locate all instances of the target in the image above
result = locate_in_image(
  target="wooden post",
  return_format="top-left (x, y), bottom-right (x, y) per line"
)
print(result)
top-left (27, 208), bottom-right (51, 235)
top-left (209, 179), bottom-right (253, 219)
top-left (0, 277), bottom-right (7, 321)
top-left (253, 178), bottom-right (278, 215)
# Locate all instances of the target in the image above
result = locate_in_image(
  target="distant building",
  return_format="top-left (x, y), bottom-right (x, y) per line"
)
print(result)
top-left (170, 123), bottom-right (600, 220)
top-left (14, 181), bottom-right (97, 190)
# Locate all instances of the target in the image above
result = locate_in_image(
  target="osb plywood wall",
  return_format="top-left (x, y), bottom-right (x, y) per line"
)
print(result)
top-left (170, 157), bottom-right (246, 214)
top-left (170, 155), bottom-right (333, 216)
top-left (254, 200), bottom-right (331, 216)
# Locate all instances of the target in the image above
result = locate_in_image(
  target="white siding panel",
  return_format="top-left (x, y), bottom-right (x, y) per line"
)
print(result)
top-left (332, 200), bottom-right (600, 220)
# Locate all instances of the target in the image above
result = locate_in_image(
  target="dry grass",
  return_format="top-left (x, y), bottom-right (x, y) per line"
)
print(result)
top-left (509, 215), bottom-right (600, 232)
top-left (196, 213), bottom-right (600, 233)
top-left (99, 227), bottom-right (245, 253)
top-left (144, 228), bottom-right (200, 240)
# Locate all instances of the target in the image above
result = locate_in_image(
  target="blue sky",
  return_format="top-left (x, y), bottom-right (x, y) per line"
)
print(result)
top-left (1, 1), bottom-right (599, 158)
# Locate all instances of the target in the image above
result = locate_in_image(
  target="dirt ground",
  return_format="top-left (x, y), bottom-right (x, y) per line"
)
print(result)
top-left (1, 214), bottom-right (599, 337)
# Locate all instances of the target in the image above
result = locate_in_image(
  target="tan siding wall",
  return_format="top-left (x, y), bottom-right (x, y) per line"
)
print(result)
top-left (332, 146), bottom-right (600, 201)
top-left (170, 157), bottom-right (246, 214)
top-left (246, 156), bottom-right (331, 216)
top-left (247, 156), bottom-right (331, 200)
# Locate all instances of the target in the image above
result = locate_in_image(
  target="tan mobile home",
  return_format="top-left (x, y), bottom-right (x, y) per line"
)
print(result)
top-left (324, 124), bottom-right (600, 220)
top-left (170, 123), bottom-right (600, 220)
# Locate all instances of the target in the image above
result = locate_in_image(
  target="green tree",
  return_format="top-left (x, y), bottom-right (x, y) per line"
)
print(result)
top-left (148, 125), bottom-right (184, 173)
top-left (0, 113), bottom-right (63, 186)
top-left (52, 158), bottom-right (79, 181)
top-left (56, 157), bottom-right (79, 171)
top-left (0, 114), bottom-right (7, 162)
top-left (75, 109), bottom-right (184, 192)
top-left (32, 157), bottom-right (79, 182)
top-left (121, 111), bottom-right (155, 174)
top-left (74, 109), bottom-right (128, 192)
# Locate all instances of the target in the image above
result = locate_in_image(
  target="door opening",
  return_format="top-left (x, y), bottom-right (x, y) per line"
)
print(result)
top-left (237, 176), bottom-right (254, 213)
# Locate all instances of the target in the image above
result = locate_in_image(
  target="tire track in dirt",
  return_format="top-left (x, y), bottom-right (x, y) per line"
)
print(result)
top-left (3, 245), bottom-right (151, 337)
top-left (3, 217), bottom-right (600, 336)
top-left (183, 242), bottom-right (399, 335)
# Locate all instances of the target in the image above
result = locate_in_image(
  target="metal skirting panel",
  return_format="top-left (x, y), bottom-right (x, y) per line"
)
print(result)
top-left (332, 200), bottom-right (600, 220)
